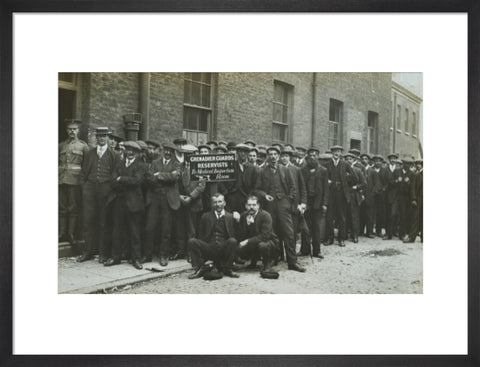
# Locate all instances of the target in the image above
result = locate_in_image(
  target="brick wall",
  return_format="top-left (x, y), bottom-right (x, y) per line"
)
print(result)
top-left (314, 73), bottom-right (392, 156)
top-left (75, 72), bottom-right (422, 159)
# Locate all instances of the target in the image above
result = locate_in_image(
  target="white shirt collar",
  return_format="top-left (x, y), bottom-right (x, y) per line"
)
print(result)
top-left (126, 157), bottom-right (135, 166)
top-left (215, 209), bottom-right (225, 219)
top-left (97, 144), bottom-right (107, 157)
top-left (389, 164), bottom-right (396, 171)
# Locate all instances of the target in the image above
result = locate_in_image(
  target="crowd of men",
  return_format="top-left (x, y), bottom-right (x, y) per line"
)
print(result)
top-left (59, 119), bottom-right (423, 279)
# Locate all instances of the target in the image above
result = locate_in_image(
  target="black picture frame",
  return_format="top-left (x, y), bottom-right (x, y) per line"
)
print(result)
top-left (1, 1), bottom-right (478, 366)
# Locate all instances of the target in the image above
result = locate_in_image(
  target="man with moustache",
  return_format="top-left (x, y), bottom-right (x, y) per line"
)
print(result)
top-left (77, 127), bottom-right (118, 262)
top-left (300, 148), bottom-right (329, 258)
top-left (360, 153), bottom-right (376, 238)
top-left (236, 195), bottom-right (278, 272)
top-left (382, 153), bottom-right (401, 240)
top-left (344, 152), bottom-right (366, 243)
top-left (187, 193), bottom-right (239, 279)
top-left (325, 145), bottom-right (356, 247)
top-left (143, 142), bottom-right (181, 266)
top-left (106, 141), bottom-right (145, 270)
top-left (59, 119), bottom-right (89, 245)
top-left (219, 143), bottom-right (257, 214)
top-left (254, 146), bottom-right (305, 272)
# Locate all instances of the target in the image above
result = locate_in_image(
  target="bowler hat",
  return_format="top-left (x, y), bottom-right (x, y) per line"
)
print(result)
top-left (203, 269), bottom-right (223, 281)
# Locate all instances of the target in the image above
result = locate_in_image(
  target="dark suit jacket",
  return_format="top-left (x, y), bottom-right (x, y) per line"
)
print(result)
top-left (219, 161), bottom-right (257, 198)
top-left (364, 166), bottom-right (378, 205)
top-left (81, 146), bottom-right (118, 185)
top-left (325, 159), bottom-right (356, 203)
top-left (198, 211), bottom-right (236, 242)
top-left (301, 164), bottom-right (329, 210)
top-left (350, 165), bottom-right (366, 206)
top-left (411, 171), bottom-right (423, 204)
top-left (145, 157), bottom-right (181, 210)
top-left (179, 162), bottom-right (207, 213)
top-left (112, 158), bottom-right (146, 213)
top-left (237, 209), bottom-right (278, 246)
top-left (254, 164), bottom-right (296, 202)
top-left (285, 163), bottom-right (307, 208)
top-left (381, 166), bottom-right (401, 204)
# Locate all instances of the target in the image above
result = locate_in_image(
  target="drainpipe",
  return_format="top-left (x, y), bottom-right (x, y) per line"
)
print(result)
top-left (139, 72), bottom-right (151, 140)
top-left (311, 73), bottom-right (316, 147)
top-left (392, 93), bottom-right (397, 154)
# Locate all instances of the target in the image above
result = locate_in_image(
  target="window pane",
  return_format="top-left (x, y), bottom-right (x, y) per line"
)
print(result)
top-left (184, 80), bottom-right (191, 104)
top-left (199, 110), bottom-right (209, 131)
top-left (273, 124), bottom-right (287, 142)
top-left (191, 82), bottom-right (201, 105)
top-left (412, 113), bottom-right (416, 134)
top-left (273, 124), bottom-right (280, 141)
top-left (202, 85), bottom-right (211, 107)
top-left (283, 106), bottom-right (288, 123)
top-left (59, 73), bottom-right (74, 82)
top-left (202, 73), bottom-right (211, 84)
top-left (273, 103), bottom-right (284, 122)
top-left (192, 73), bottom-right (202, 82)
top-left (329, 100), bottom-right (341, 122)
top-left (274, 83), bottom-right (284, 102)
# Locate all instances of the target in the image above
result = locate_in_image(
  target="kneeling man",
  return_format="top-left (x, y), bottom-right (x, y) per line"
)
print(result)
top-left (236, 195), bottom-right (278, 272)
top-left (188, 193), bottom-right (239, 279)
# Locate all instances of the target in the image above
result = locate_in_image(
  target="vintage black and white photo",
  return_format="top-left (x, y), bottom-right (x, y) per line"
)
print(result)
top-left (58, 72), bottom-right (423, 294)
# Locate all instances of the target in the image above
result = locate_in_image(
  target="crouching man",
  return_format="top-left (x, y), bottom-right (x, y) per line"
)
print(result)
top-left (236, 195), bottom-right (278, 273)
top-left (187, 193), bottom-right (240, 279)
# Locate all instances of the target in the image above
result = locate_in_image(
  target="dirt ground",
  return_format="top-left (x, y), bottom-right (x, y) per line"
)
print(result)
top-left (114, 235), bottom-right (423, 294)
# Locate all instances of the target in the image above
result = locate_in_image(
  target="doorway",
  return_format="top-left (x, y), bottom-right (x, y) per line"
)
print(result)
top-left (58, 88), bottom-right (76, 142)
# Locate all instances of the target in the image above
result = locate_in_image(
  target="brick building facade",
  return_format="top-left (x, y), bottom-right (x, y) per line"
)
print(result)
top-left (58, 72), bottom-right (422, 158)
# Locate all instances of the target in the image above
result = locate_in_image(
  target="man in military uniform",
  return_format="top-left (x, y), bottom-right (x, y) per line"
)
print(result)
top-left (78, 127), bottom-right (119, 262)
top-left (59, 119), bottom-right (89, 244)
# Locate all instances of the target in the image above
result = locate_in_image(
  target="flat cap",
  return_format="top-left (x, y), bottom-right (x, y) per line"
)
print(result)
top-left (372, 154), bottom-right (384, 161)
top-left (227, 142), bottom-right (237, 150)
top-left (214, 145), bottom-right (228, 153)
top-left (206, 140), bottom-right (218, 146)
top-left (163, 142), bottom-right (178, 151)
top-left (387, 152), bottom-right (399, 159)
top-left (266, 146), bottom-right (281, 154)
top-left (123, 141), bottom-right (141, 151)
top-left (296, 146), bottom-right (307, 152)
top-left (330, 145), bottom-right (344, 151)
top-left (197, 144), bottom-right (211, 151)
top-left (349, 148), bottom-right (361, 156)
top-left (181, 144), bottom-right (198, 153)
top-left (307, 147), bottom-right (320, 154)
top-left (280, 146), bottom-right (295, 155)
top-left (360, 153), bottom-right (371, 159)
top-left (260, 270), bottom-right (280, 279)
top-left (235, 143), bottom-right (251, 151)
top-left (173, 137), bottom-right (188, 146)
top-left (343, 152), bottom-right (356, 159)
top-left (145, 140), bottom-right (161, 148)
top-left (136, 140), bottom-right (149, 150)
top-left (244, 140), bottom-right (256, 146)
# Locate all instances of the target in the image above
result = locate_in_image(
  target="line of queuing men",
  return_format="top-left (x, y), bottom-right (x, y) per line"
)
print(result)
top-left (59, 119), bottom-right (423, 277)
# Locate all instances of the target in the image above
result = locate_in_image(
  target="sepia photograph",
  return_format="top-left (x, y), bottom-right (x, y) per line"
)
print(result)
top-left (58, 72), bottom-right (423, 294)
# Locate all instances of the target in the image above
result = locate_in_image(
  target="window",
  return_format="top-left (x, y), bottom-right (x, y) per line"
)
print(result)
top-left (396, 104), bottom-right (402, 131)
top-left (328, 99), bottom-right (343, 147)
top-left (273, 81), bottom-right (293, 143)
top-left (412, 112), bottom-right (417, 136)
top-left (183, 73), bottom-right (212, 145)
top-left (367, 111), bottom-right (378, 154)
top-left (405, 108), bottom-right (409, 134)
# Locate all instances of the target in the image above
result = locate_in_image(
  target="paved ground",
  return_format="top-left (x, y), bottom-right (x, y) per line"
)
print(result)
top-left (104, 235), bottom-right (423, 294)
